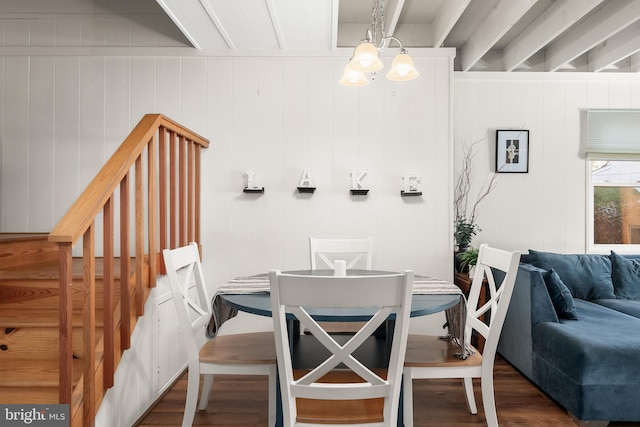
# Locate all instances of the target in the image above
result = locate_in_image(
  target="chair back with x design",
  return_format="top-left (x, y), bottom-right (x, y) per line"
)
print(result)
top-left (164, 243), bottom-right (277, 427)
top-left (270, 270), bottom-right (413, 427)
top-left (401, 244), bottom-right (520, 427)
top-left (309, 237), bottom-right (373, 270)
top-left (165, 243), bottom-right (211, 353)
top-left (465, 243), bottom-right (521, 361)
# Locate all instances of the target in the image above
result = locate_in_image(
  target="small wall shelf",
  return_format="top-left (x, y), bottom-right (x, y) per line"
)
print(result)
top-left (401, 191), bottom-right (422, 197)
top-left (243, 187), bottom-right (265, 194)
top-left (350, 189), bottom-right (369, 196)
top-left (297, 187), bottom-right (316, 194)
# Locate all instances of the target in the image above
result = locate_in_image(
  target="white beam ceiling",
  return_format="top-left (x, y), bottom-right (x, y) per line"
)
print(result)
top-left (544, 0), bottom-right (640, 72)
top-left (502, 0), bottom-right (605, 72)
top-left (589, 21), bottom-right (640, 72)
top-left (2, 0), bottom-right (639, 73)
top-left (459, 0), bottom-right (537, 71)
top-left (155, 0), bottom-right (228, 49)
top-left (432, 0), bottom-right (471, 48)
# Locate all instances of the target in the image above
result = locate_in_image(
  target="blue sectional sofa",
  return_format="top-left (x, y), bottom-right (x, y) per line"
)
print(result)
top-left (497, 250), bottom-right (640, 425)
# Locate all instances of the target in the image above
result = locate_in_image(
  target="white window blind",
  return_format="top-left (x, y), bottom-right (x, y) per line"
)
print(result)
top-left (587, 109), bottom-right (640, 159)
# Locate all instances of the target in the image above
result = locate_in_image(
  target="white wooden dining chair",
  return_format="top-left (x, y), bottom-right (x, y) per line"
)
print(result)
top-left (402, 244), bottom-right (520, 427)
top-left (308, 237), bottom-right (373, 335)
top-left (163, 243), bottom-right (277, 427)
top-left (270, 270), bottom-right (413, 427)
top-left (309, 237), bottom-right (373, 270)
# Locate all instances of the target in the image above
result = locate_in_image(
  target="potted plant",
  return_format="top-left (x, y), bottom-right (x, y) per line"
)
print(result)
top-left (456, 246), bottom-right (479, 275)
top-left (454, 136), bottom-right (499, 248)
top-left (454, 216), bottom-right (478, 252)
top-left (453, 135), bottom-right (500, 272)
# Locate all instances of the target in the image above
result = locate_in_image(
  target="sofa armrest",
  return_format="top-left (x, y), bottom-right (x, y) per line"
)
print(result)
top-left (498, 263), bottom-right (558, 380)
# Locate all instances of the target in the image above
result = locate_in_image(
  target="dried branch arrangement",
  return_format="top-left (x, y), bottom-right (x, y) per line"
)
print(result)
top-left (454, 134), bottom-right (500, 247)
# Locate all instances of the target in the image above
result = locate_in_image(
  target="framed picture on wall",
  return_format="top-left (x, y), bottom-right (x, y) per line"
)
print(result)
top-left (496, 130), bottom-right (529, 173)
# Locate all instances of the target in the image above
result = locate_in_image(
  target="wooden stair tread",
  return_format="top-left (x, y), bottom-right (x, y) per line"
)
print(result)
top-left (0, 257), bottom-right (125, 280)
top-left (0, 233), bottom-right (49, 241)
top-left (0, 308), bottom-right (105, 327)
top-left (0, 233), bottom-right (57, 269)
top-left (0, 260), bottom-right (58, 280)
top-left (0, 358), bottom-right (83, 387)
top-left (0, 386), bottom-right (60, 404)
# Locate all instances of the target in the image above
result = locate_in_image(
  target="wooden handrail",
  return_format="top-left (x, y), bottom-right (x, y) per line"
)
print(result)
top-left (49, 115), bottom-right (208, 243)
top-left (49, 114), bottom-right (209, 426)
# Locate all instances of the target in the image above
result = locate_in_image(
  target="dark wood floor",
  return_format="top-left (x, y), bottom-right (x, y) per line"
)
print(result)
top-left (137, 356), bottom-right (640, 427)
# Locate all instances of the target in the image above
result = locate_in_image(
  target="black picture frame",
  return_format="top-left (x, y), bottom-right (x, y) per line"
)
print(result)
top-left (496, 130), bottom-right (529, 173)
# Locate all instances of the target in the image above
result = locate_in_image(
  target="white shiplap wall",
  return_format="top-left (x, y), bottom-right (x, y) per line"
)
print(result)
top-left (454, 72), bottom-right (640, 255)
top-left (0, 0), bottom-right (189, 48)
top-left (0, 51), bottom-right (456, 288)
top-left (203, 53), bottom-right (455, 286)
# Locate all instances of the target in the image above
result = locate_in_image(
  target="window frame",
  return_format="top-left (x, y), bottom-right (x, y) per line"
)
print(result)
top-left (587, 159), bottom-right (640, 254)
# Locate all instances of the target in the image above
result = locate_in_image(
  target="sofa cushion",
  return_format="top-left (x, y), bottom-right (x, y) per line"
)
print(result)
top-left (528, 250), bottom-right (615, 300)
top-left (609, 251), bottom-right (640, 301)
top-left (542, 269), bottom-right (578, 320)
top-left (532, 299), bottom-right (640, 386)
top-left (592, 299), bottom-right (640, 319)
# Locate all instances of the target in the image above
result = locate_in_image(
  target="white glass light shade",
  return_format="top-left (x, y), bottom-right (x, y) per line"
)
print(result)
top-left (386, 52), bottom-right (419, 81)
top-left (339, 63), bottom-right (370, 87)
top-left (350, 42), bottom-right (384, 73)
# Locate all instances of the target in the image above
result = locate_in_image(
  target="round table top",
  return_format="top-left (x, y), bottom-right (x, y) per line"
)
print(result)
top-left (283, 269), bottom-right (398, 276)
top-left (220, 269), bottom-right (460, 321)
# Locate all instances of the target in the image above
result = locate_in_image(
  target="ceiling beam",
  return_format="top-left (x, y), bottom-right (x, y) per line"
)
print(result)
top-left (331, 0), bottom-right (340, 49)
top-left (631, 52), bottom-right (640, 71)
top-left (432, 0), bottom-right (471, 48)
top-left (545, 0), bottom-right (640, 72)
top-left (588, 21), bottom-right (640, 72)
top-left (384, 0), bottom-right (405, 40)
top-left (459, 0), bottom-right (537, 72)
top-left (503, 0), bottom-right (605, 72)
top-left (265, 0), bottom-right (285, 49)
top-left (155, 0), bottom-right (229, 49)
top-left (265, 0), bottom-right (335, 50)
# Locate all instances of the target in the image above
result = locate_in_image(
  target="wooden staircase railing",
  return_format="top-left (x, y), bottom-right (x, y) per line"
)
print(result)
top-left (48, 114), bottom-right (209, 427)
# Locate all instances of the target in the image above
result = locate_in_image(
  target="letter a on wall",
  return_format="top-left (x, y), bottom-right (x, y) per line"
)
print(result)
top-left (297, 168), bottom-right (316, 193)
top-left (299, 168), bottom-right (315, 188)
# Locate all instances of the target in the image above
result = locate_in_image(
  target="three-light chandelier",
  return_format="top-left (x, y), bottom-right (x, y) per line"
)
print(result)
top-left (339, 0), bottom-right (419, 87)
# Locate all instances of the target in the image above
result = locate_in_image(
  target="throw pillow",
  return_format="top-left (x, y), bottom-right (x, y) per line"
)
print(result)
top-left (542, 268), bottom-right (579, 320)
top-left (528, 249), bottom-right (615, 300)
top-left (609, 251), bottom-right (640, 301)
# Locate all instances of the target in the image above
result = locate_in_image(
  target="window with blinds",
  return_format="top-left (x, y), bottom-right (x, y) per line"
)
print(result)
top-left (587, 109), bottom-right (640, 159)
top-left (586, 109), bottom-right (640, 252)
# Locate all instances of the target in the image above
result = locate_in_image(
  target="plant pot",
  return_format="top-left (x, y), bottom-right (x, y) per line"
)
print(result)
top-left (454, 245), bottom-right (469, 273)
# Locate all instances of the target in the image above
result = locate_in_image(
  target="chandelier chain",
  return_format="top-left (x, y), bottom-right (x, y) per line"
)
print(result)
top-left (370, 0), bottom-right (386, 49)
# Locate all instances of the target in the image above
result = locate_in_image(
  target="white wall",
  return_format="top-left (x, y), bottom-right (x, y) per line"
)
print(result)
top-left (454, 72), bottom-right (640, 255)
top-left (0, 0), bottom-right (188, 48)
top-left (0, 50), bottom-right (455, 285)
top-left (201, 52), bottom-right (455, 286)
